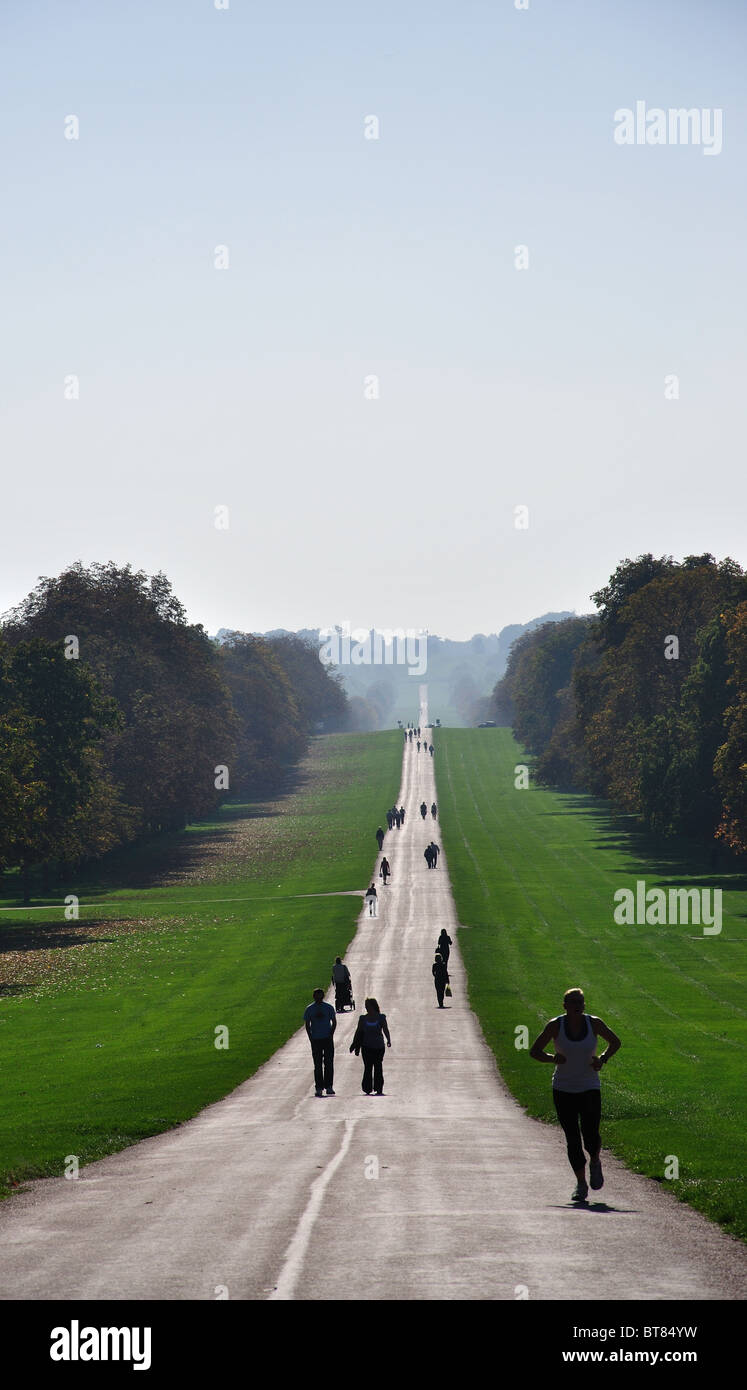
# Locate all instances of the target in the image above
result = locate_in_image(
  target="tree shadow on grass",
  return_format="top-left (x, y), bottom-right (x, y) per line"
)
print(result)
top-left (4, 764), bottom-right (316, 905)
top-left (0, 923), bottom-right (116, 954)
top-left (538, 795), bottom-right (747, 889)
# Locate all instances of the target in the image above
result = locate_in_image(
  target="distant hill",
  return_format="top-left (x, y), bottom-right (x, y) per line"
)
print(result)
top-left (214, 614), bottom-right (574, 727)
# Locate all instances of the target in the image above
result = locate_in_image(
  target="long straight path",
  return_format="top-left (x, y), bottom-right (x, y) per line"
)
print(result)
top-left (0, 702), bottom-right (744, 1300)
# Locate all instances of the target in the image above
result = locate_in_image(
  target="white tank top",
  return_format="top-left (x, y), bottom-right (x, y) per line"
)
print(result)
top-left (552, 1014), bottom-right (600, 1093)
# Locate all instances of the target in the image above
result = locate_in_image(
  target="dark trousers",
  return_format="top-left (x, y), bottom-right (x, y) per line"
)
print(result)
top-left (552, 1089), bottom-right (601, 1171)
top-left (434, 981), bottom-right (445, 1006)
top-left (311, 1038), bottom-right (334, 1091)
top-left (361, 1046), bottom-right (384, 1094)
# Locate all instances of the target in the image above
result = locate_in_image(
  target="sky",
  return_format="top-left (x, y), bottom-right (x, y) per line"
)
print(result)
top-left (1, 0), bottom-right (745, 640)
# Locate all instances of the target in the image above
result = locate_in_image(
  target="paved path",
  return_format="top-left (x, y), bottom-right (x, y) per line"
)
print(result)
top-left (0, 700), bottom-right (744, 1300)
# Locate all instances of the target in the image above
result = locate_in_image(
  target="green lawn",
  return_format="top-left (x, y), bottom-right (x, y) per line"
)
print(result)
top-left (0, 732), bottom-right (402, 1196)
top-left (436, 728), bottom-right (747, 1240)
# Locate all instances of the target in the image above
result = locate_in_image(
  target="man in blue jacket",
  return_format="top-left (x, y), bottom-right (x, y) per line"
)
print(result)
top-left (304, 988), bottom-right (337, 1097)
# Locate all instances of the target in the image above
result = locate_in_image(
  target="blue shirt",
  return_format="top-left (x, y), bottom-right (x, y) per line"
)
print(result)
top-left (304, 1001), bottom-right (336, 1039)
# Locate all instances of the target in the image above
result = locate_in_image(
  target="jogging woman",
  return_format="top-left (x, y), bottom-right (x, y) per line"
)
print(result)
top-left (530, 988), bottom-right (621, 1202)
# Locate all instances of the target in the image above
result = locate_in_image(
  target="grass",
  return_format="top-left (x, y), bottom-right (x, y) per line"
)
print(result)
top-left (0, 732), bottom-right (402, 1196)
top-left (436, 728), bottom-right (747, 1241)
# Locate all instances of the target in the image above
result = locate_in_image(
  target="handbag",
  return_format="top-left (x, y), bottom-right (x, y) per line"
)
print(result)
top-left (445, 984), bottom-right (452, 997)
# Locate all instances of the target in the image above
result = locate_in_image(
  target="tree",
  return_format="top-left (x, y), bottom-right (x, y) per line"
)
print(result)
top-left (0, 638), bottom-right (119, 898)
top-left (2, 562), bottom-right (237, 839)
top-left (218, 634), bottom-right (305, 792)
top-left (714, 603), bottom-right (747, 853)
top-left (265, 633), bottom-right (348, 733)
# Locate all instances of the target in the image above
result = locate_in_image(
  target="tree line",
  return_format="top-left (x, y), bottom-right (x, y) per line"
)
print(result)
top-left (0, 563), bottom-right (348, 897)
top-left (489, 554), bottom-right (747, 852)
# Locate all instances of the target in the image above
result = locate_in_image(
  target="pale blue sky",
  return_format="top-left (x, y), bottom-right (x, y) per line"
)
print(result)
top-left (1, 0), bottom-right (745, 639)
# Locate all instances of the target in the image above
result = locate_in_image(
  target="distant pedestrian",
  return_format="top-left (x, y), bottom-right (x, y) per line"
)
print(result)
top-left (350, 998), bottom-right (391, 1095)
top-left (399, 806), bottom-right (405, 823)
top-left (303, 988), bottom-right (337, 1096)
top-left (529, 988), bottom-right (621, 1203)
top-left (436, 929), bottom-right (452, 964)
top-left (424, 845), bottom-right (433, 869)
top-left (431, 802), bottom-right (438, 819)
top-left (386, 810), bottom-right (393, 831)
top-left (420, 801), bottom-right (427, 819)
top-left (430, 841), bottom-right (440, 866)
top-left (432, 953), bottom-right (449, 1007)
top-left (394, 810), bottom-right (401, 829)
top-left (417, 741), bottom-right (421, 752)
top-left (417, 727), bottom-right (421, 737)
top-left (429, 744), bottom-right (434, 756)
top-left (365, 883), bottom-right (378, 917)
top-left (376, 826), bottom-right (384, 851)
top-left (379, 856), bottom-right (391, 885)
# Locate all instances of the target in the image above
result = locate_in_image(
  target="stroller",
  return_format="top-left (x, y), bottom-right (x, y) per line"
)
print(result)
top-left (335, 975), bottom-right (355, 1013)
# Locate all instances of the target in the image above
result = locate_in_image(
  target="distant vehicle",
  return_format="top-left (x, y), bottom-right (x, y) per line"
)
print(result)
top-left (478, 721), bottom-right (497, 728)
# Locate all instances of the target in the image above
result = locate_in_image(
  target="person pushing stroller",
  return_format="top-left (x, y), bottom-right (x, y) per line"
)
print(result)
top-left (332, 957), bottom-right (354, 1013)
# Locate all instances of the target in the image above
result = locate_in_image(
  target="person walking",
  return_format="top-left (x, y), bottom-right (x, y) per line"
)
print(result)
top-left (529, 987), bottom-right (621, 1202)
top-left (365, 883), bottom-right (378, 917)
top-left (432, 953), bottom-right (449, 1007)
top-left (420, 801), bottom-right (427, 819)
top-left (431, 802), bottom-right (438, 819)
top-left (424, 845), bottom-right (433, 869)
top-left (430, 840), bottom-right (440, 866)
top-left (429, 743), bottom-right (434, 756)
top-left (386, 810), bottom-right (393, 831)
top-left (436, 928), bottom-right (452, 964)
top-left (331, 957), bottom-right (352, 1012)
top-left (350, 998), bottom-right (391, 1095)
top-left (417, 740), bottom-right (421, 752)
top-left (303, 988), bottom-right (337, 1096)
top-left (379, 856), bottom-right (391, 885)
top-left (399, 805), bottom-right (406, 824)
top-left (394, 809), bottom-right (401, 829)
top-left (375, 826), bottom-right (384, 851)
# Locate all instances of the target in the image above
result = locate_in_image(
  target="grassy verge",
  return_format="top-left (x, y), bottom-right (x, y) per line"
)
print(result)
top-left (0, 732), bottom-right (402, 1195)
top-left (437, 728), bottom-right (746, 1241)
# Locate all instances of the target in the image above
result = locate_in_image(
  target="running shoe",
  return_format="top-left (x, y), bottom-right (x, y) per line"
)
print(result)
top-left (589, 1157), bottom-right (604, 1190)
top-left (571, 1179), bottom-right (589, 1202)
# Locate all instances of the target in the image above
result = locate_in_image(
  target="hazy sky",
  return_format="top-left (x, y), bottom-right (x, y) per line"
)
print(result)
top-left (2, 0), bottom-right (745, 640)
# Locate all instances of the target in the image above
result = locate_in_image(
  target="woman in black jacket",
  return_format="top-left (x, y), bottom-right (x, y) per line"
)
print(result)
top-left (350, 998), bottom-right (392, 1095)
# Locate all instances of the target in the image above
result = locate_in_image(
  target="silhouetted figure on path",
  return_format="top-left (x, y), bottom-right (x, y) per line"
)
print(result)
top-left (376, 826), bottom-right (384, 851)
top-left (432, 953), bottom-right (449, 1008)
top-left (436, 929), bottom-right (452, 964)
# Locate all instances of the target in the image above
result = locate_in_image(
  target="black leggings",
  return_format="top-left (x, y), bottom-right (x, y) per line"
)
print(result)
top-left (552, 1089), bottom-right (601, 1172)
top-left (361, 1046), bottom-right (385, 1094)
